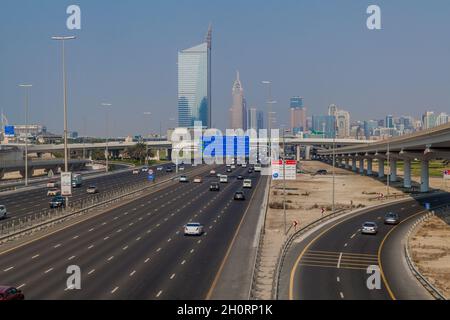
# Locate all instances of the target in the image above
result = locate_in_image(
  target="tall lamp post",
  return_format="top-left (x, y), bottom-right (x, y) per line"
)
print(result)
top-left (262, 81), bottom-right (276, 160)
top-left (143, 112), bottom-right (152, 166)
top-left (52, 36), bottom-right (76, 175)
top-left (332, 119), bottom-right (337, 213)
top-left (101, 103), bottom-right (112, 172)
top-left (19, 84), bottom-right (32, 186)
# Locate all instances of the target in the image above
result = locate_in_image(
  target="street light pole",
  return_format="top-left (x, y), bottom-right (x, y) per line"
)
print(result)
top-left (19, 84), bottom-right (32, 186)
top-left (387, 141), bottom-right (391, 197)
top-left (332, 120), bottom-right (336, 213)
top-left (101, 103), bottom-right (112, 172)
top-left (52, 36), bottom-right (76, 175)
top-left (143, 112), bottom-right (152, 166)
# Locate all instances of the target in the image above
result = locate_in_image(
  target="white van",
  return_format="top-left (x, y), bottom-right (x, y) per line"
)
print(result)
top-left (254, 164), bottom-right (262, 172)
top-left (243, 179), bottom-right (252, 189)
top-left (220, 175), bottom-right (228, 183)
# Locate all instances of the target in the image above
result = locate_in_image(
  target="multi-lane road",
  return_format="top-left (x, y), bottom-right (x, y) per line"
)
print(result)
top-left (280, 193), bottom-right (450, 300)
top-left (0, 164), bottom-right (264, 299)
top-left (0, 163), bottom-right (183, 224)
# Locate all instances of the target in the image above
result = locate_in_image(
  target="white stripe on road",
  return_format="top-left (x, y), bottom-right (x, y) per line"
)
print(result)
top-left (337, 253), bottom-right (343, 269)
top-left (3, 267), bottom-right (14, 272)
top-left (111, 287), bottom-right (119, 294)
top-left (340, 292), bottom-right (345, 299)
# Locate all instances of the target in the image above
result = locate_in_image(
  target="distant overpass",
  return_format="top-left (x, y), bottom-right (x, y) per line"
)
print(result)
top-left (318, 123), bottom-right (450, 192)
top-left (0, 159), bottom-right (89, 179)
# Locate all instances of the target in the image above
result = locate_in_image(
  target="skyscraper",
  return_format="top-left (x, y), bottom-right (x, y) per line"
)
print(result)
top-left (248, 107), bottom-right (264, 131)
top-left (422, 111), bottom-right (437, 129)
top-left (229, 71), bottom-right (247, 130)
top-left (336, 110), bottom-right (350, 138)
top-left (386, 115), bottom-right (394, 128)
top-left (290, 96), bottom-right (307, 134)
top-left (178, 26), bottom-right (212, 128)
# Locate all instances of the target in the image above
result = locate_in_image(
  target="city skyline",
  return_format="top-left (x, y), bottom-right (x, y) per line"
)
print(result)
top-left (2, 1), bottom-right (450, 136)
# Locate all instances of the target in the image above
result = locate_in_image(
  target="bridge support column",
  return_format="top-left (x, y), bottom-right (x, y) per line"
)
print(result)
top-left (359, 159), bottom-right (364, 174)
top-left (156, 150), bottom-right (161, 161)
top-left (378, 159), bottom-right (385, 178)
top-left (403, 159), bottom-right (412, 188)
top-left (296, 145), bottom-right (301, 161)
top-left (367, 159), bottom-right (373, 175)
top-left (167, 148), bottom-right (173, 161)
top-left (352, 158), bottom-right (357, 172)
top-left (420, 160), bottom-right (429, 193)
top-left (0, 169), bottom-right (4, 180)
top-left (390, 159), bottom-right (397, 182)
top-left (345, 158), bottom-right (350, 169)
top-left (305, 146), bottom-right (311, 160)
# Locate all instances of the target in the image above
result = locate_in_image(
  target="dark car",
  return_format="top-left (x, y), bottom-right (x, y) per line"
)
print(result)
top-left (226, 168), bottom-right (232, 173)
top-left (316, 169), bottom-right (328, 175)
top-left (166, 167), bottom-right (173, 173)
top-left (210, 182), bottom-right (220, 191)
top-left (248, 168), bottom-right (254, 174)
top-left (0, 286), bottom-right (25, 300)
top-left (234, 191), bottom-right (246, 201)
top-left (237, 175), bottom-right (244, 180)
top-left (49, 196), bottom-right (66, 209)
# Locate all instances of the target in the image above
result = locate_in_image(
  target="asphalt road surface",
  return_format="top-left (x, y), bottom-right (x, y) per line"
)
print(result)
top-left (284, 193), bottom-right (450, 300)
top-left (0, 165), bottom-right (262, 300)
top-left (0, 163), bottom-right (186, 224)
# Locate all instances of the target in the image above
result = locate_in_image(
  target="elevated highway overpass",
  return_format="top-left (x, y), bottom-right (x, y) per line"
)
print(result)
top-left (318, 123), bottom-right (450, 192)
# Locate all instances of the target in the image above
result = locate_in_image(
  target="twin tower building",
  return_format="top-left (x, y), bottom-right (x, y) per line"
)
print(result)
top-left (177, 26), bottom-right (252, 131)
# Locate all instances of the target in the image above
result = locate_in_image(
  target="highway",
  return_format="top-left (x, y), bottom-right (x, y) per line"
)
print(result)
top-left (282, 193), bottom-right (450, 300)
top-left (0, 162), bottom-right (184, 224)
top-left (0, 165), bottom-right (263, 300)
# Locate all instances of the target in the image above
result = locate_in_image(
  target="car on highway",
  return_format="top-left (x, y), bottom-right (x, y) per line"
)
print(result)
top-left (87, 186), bottom-right (99, 194)
top-left (0, 286), bottom-right (25, 300)
top-left (71, 174), bottom-right (83, 188)
top-left (243, 179), bottom-right (252, 189)
top-left (49, 196), bottom-right (66, 209)
top-left (231, 165), bottom-right (236, 170)
top-left (254, 164), bottom-right (262, 172)
top-left (193, 177), bottom-right (203, 183)
top-left (47, 180), bottom-right (58, 188)
top-left (184, 223), bottom-right (204, 236)
top-left (220, 175), bottom-right (228, 183)
top-left (248, 168), bottom-right (253, 174)
top-left (210, 170), bottom-right (216, 176)
top-left (141, 166), bottom-right (149, 172)
top-left (315, 169), bottom-right (328, 175)
top-left (226, 167), bottom-right (232, 173)
top-left (166, 167), bottom-right (173, 173)
top-left (384, 212), bottom-right (400, 225)
top-left (234, 191), bottom-right (246, 201)
top-left (179, 175), bottom-right (188, 183)
top-left (157, 166), bottom-right (164, 171)
top-left (0, 205), bottom-right (7, 220)
top-left (210, 182), bottom-right (220, 191)
top-left (242, 163), bottom-right (247, 168)
top-left (361, 222), bottom-right (378, 235)
top-left (237, 175), bottom-right (244, 180)
top-left (179, 166), bottom-right (185, 171)
top-left (47, 188), bottom-right (61, 197)
top-left (132, 169), bottom-right (140, 175)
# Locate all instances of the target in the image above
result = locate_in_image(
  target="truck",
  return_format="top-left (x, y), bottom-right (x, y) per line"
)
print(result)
top-left (71, 174), bottom-right (83, 188)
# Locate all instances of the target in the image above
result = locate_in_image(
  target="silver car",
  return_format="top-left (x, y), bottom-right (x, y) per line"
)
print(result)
top-left (0, 205), bottom-right (7, 220)
top-left (362, 222), bottom-right (378, 235)
top-left (184, 223), bottom-right (204, 236)
top-left (384, 212), bottom-right (400, 225)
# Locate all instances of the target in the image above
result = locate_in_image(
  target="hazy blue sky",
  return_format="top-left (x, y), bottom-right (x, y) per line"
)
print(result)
top-left (1, 0), bottom-right (450, 137)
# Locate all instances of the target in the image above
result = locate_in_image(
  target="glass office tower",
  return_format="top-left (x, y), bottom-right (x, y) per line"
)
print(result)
top-left (178, 27), bottom-right (212, 128)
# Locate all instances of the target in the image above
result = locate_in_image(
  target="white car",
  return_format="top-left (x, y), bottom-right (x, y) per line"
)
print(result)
top-left (157, 167), bottom-right (164, 171)
top-left (132, 169), bottom-right (140, 175)
top-left (179, 176), bottom-right (188, 183)
top-left (141, 167), bottom-right (149, 172)
top-left (220, 175), bottom-right (228, 183)
top-left (231, 165), bottom-right (236, 169)
top-left (47, 180), bottom-right (58, 188)
top-left (47, 188), bottom-right (61, 197)
top-left (193, 177), bottom-right (203, 183)
top-left (0, 205), bottom-right (7, 220)
top-left (243, 179), bottom-right (252, 189)
top-left (179, 166), bottom-right (185, 171)
top-left (184, 223), bottom-right (204, 236)
top-left (210, 170), bottom-right (216, 175)
top-left (362, 222), bottom-right (378, 235)
top-left (242, 164), bottom-right (247, 168)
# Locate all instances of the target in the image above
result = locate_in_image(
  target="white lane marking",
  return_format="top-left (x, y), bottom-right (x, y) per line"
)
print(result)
top-left (147, 230), bottom-right (152, 234)
top-left (350, 234), bottom-right (356, 239)
top-left (17, 284), bottom-right (26, 289)
top-left (136, 237), bottom-right (141, 241)
top-left (340, 292), bottom-right (345, 299)
top-left (54, 244), bottom-right (61, 248)
top-left (344, 243), bottom-right (348, 247)
top-left (337, 277), bottom-right (340, 283)
top-left (167, 238), bottom-right (172, 242)
top-left (190, 249), bottom-right (195, 254)
top-left (102, 222), bottom-right (107, 226)
top-left (68, 256), bottom-right (76, 261)
top-left (3, 267), bottom-right (14, 272)
top-left (45, 268), bottom-right (54, 274)
top-left (88, 269), bottom-right (95, 275)
top-left (130, 271), bottom-right (136, 277)
top-left (72, 235), bottom-right (79, 239)
top-left (88, 245), bottom-right (94, 250)
top-left (123, 246), bottom-right (129, 250)
top-left (108, 256), bottom-right (114, 261)
top-left (170, 274), bottom-right (176, 280)
top-left (157, 248), bottom-right (162, 252)
top-left (111, 287), bottom-right (119, 294)
top-left (32, 254), bottom-right (40, 259)
top-left (104, 236), bottom-right (110, 241)
top-left (145, 258), bottom-right (150, 263)
top-left (181, 260), bottom-right (186, 265)
top-left (156, 290), bottom-right (163, 298)
top-left (88, 228), bottom-right (95, 232)
top-left (337, 253), bottom-right (343, 269)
